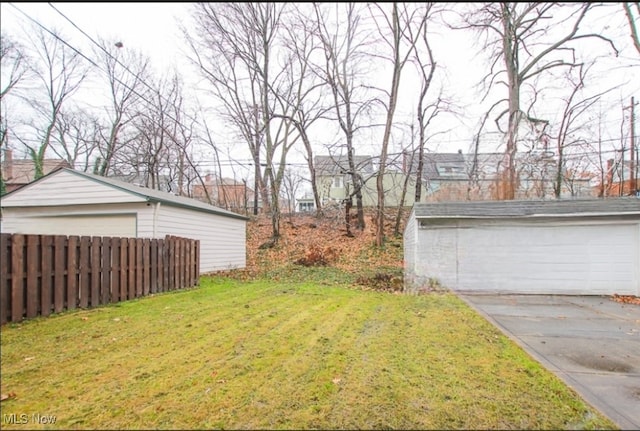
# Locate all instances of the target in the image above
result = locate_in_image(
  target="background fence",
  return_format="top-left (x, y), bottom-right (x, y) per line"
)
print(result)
top-left (0, 233), bottom-right (199, 324)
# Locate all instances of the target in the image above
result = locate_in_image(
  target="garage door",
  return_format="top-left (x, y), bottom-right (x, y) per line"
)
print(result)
top-left (455, 222), bottom-right (639, 295)
top-left (23, 214), bottom-right (137, 238)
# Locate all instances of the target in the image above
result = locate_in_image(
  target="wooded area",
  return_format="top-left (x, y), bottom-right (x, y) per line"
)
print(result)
top-left (1, 3), bottom-right (638, 246)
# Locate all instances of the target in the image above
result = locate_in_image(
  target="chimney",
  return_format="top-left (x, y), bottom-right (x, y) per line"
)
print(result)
top-left (2, 148), bottom-right (12, 180)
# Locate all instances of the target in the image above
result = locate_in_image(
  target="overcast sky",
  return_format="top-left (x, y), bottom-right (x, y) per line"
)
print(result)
top-left (1, 2), bottom-right (638, 180)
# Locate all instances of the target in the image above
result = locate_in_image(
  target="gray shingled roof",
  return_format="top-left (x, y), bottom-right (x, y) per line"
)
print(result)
top-left (413, 198), bottom-right (640, 219)
top-left (53, 168), bottom-right (249, 221)
top-left (314, 155), bottom-right (374, 176)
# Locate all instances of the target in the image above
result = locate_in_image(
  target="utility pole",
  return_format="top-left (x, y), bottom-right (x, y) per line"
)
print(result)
top-left (631, 96), bottom-right (636, 194)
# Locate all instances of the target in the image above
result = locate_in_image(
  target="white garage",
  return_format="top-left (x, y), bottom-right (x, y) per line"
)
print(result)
top-left (0, 167), bottom-right (248, 274)
top-left (404, 199), bottom-right (640, 295)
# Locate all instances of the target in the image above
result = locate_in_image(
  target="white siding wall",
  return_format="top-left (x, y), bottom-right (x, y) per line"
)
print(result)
top-left (412, 217), bottom-right (640, 296)
top-left (154, 204), bottom-right (246, 273)
top-left (403, 209), bottom-right (417, 291)
top-left (413, 221), bottom-right (458, 292)
top-left (1, 170), bottom-right (146, 207)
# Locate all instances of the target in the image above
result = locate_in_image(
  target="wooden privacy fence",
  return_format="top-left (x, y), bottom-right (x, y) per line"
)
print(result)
top-left (0, 233), bottom-right (199, 324)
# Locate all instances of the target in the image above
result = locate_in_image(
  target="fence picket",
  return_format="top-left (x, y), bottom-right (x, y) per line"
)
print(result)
top-left (111, 239), bottom-right (120, 303)
top-left (54, 236), bottom-right (65, 313)
top-left (128, 238), bottom-right (135, 300)
top-left (79, 237), bottom-right (90, 309)
top-left (101, 237), bottom-right (112, 305)
top-left (120, 238), bottom-right (128, 301)
top-left (143, 239), bottom-right (150, 296)
top-left (0, 234), bottom-right (10, 325)
top-left (41, 236), bottom-right (53, 317)
top-left (26, 235), bottom-right (39, 319)
top-left (90, 237), bottom-right (101, 308)
top-left (67, 236), bottom-right (78, 311)
top-left (11, 234), bottom-right (25, 323)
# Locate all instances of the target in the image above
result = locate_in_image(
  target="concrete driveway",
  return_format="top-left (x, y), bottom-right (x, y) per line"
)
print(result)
top-left (457, 293), bottom-right (640, 430)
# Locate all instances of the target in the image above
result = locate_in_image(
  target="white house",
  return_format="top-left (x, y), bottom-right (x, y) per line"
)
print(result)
top-left (404, 198), bottom-right (640, 296)
top-left (0, 168), bottom-right (248, 274)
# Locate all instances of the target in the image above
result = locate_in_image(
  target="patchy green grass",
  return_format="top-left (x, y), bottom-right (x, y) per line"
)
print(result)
top-left (0, 274), bottom-right (617, 430)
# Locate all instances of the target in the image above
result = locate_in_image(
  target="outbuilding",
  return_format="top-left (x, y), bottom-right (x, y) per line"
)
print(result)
top-left (404, 198), bottom-right (640, 296)
top-left (0, 167), bottom-right (248, 274)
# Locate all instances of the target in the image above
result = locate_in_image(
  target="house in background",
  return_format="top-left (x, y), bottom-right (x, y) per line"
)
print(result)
top-left (0, 167), bottom-right (248, 274)
top-left (403, 150), bottom-right (593, 201)
top-left (295, 193), bottom-right (316, 213)
top-left (314, 153), bottom-right (414, 207)
top-left (192, 173), bottom-right (255, 215)
top-left (315, 154), bottom-right (376, 206)
top-left (1, 149), bottom-right (70, 194)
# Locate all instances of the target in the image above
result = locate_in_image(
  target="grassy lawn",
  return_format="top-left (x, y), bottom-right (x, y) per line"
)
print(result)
top-left (0, 272), bottom-right (617, 430)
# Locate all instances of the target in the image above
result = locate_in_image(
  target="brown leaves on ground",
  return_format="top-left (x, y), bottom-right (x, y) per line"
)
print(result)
top-left (224, 207), bottom-right (406, 291)
top-left (611, 294), bottom-right (640, 306)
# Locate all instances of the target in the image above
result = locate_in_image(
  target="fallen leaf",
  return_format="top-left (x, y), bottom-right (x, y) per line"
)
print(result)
top-left (1, 392), bottom-right (16, 402)
top-left (24, 356), bottom-right (35, 362)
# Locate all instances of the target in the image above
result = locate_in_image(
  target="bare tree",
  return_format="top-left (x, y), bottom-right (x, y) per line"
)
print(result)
top-left (622, 2), bottom-right (640, 55)
top-left (411, 5), bottom-right (443, 204)
top-left (312, 2), bottom-right (376, 231)
top-left (0, 33), bottom-right (28, 101)
top-left (50, 110), bottom-right (99, 170)
top-left (281, 166), bottom-right (304, 215)
top-left (548, 63), bottom-right (615, 198)
top-left (368, 2), bottom-right (428, 246)
top-left (18, 25), bottom-right (89, 179)
top-left (457, 3), bottom-right (618, 200)
top-left (0, 32), bottom-right (29, 193)
top-left (185, 3), bottom-right (292, 243)
top-left (94, 38), bottom-right (151, 177)
top-left (274, 4), bottom-right (333, 216)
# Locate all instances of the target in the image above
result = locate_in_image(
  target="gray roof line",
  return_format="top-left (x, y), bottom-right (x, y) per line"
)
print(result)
top-left (52, 168), bottom-right (249, 221)
top-left (413, 198), bottom-right (640, 219)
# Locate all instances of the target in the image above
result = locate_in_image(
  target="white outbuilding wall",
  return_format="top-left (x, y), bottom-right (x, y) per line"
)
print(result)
top-left (1, 168), bottom-right (247, 273)
top-left (404, 200), bottom-right (640, 296)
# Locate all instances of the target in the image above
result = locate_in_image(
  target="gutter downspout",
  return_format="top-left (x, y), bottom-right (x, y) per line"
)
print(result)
top-left (153, 201), bottom-right (161, 237)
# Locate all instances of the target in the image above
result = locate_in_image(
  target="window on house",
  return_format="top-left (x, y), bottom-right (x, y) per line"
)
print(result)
top-left (333, 176), bottom-right (343, 188)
